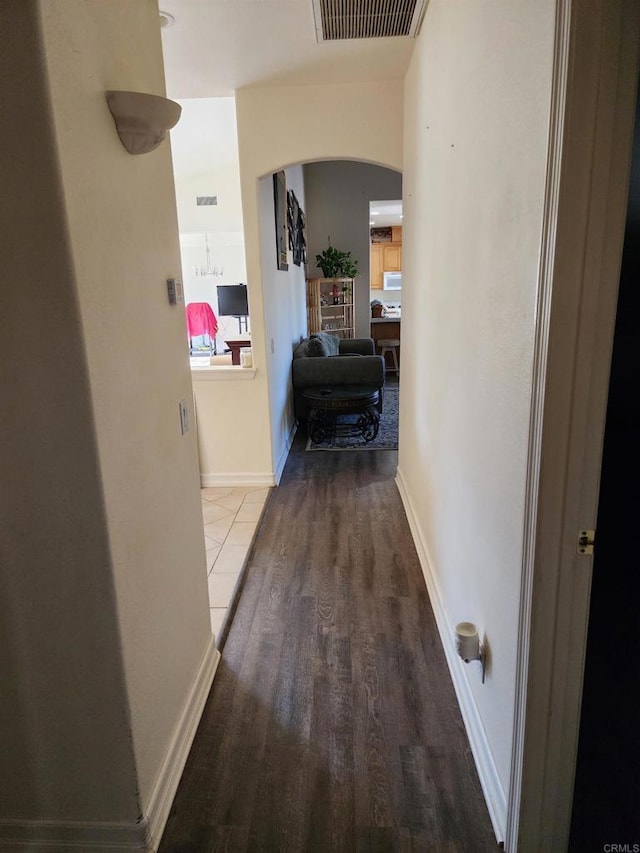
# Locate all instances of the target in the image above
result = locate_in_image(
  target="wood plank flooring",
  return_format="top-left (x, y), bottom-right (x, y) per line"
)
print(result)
top-left (159, 436), bottom-right (500, 853)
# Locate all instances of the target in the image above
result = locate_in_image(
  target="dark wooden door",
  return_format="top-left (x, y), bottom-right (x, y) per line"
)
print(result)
top-left (568, 77), bottom-right (640, 851)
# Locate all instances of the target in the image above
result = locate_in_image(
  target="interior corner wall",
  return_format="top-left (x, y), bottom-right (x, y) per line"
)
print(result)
top-left (0, 0), bottom-right (139, 829)
top-left (398, 0), bottom-right (555, 836)
top-left (303, 161), bottom-right (402, 337)
top-left (37, 0), bottom-right (213, 823)
top-left (258, 166), bottom-right (308, 477)
top-left (234, 81), bottom-right (403, 477)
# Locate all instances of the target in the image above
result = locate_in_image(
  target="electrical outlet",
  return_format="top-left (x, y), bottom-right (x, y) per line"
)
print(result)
top-left (179, 399), bottom-right (189, 434)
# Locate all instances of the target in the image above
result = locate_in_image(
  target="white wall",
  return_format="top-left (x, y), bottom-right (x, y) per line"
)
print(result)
top-left (192, 163), bottom-right (308, 488)
top-left (258, 166), bottom-right (308, 476)
top-left (191, 369), bottom-right (274, 485)
top-left (398, 0), bottom-right (555, 838)
top-left (234, 80), bottom-right (403, 478)
top-left (32, 0), bottom-right (214, 840)
top-left (169, 96), bottom-right (270, 486)
top-left (304, 161), bottom-right (402, 337)
top-left (171, 97), bottom-right (248, 351)
top-left (377, 286), bottom-right (403, 306)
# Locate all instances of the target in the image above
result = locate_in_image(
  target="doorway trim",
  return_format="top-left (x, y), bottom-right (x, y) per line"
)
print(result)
top-left (507, 1), bottom-right (640, 850)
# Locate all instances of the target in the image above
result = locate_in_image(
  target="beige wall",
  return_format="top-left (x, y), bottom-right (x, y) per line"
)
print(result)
top-left (234, 81), bottom-right (403, 477)
top-left (399, 0), bottom-right (555, 836)
top-left (39, 0), bottom-right (212, 813)
top-left (0, 0), bottom-right (139, 825)
top-left (0, 0), bottom-right (213, 843)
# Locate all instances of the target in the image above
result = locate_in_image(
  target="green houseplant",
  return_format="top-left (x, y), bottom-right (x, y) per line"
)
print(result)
top-left (315, 244), bottom-right (359, 279)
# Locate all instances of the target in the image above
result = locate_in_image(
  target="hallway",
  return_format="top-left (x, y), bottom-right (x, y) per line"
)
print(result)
top-left (160, 436), bottom-right (499, 852)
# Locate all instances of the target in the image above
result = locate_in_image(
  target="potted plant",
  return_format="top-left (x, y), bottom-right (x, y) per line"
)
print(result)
top-left (315, 244), bottom-right (359, 279)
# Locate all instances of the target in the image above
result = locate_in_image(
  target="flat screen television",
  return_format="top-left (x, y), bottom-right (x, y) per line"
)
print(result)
top-left (217, 284), bottom-right (248, 317)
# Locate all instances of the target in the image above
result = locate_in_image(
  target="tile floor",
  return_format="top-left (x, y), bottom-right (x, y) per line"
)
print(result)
top-left (201, 485), bottom-right (271, 640)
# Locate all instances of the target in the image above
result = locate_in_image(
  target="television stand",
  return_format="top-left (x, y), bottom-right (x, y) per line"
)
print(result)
top-left (235, 315), bottom-right (249, 334)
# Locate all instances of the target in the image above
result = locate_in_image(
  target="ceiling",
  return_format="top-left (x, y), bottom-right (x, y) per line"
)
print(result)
top-left (370, 199), bottom-right (403, 227)
top-left (159, 0), bottom-right (416, 99)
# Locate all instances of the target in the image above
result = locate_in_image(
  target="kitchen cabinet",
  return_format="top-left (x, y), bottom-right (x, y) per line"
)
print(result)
top-left (306, 278), bottom-right (355, 338)
top-left (383, 243), bottom-right (402, 271)
top-left (370, 245), bottom-right (384, 289)
top-left (370, 226), bottom-right (403, 288)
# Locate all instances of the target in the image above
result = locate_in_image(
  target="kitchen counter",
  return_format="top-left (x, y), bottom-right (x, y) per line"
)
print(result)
top-left (370, 318), bottom-right (401, 372)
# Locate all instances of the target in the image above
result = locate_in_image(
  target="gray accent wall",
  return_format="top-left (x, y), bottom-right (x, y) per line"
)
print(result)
top-left (303, 161), bottom-right (402, 338)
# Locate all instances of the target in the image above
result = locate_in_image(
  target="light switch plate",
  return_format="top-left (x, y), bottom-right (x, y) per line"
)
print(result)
top-left (167, 278), bottom-right (184, 305)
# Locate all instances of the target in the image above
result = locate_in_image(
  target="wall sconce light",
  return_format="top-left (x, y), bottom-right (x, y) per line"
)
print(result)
top-left (105, 91), bottom-right (181, 155)
top-left (455, 621), bottom-right (486, 683)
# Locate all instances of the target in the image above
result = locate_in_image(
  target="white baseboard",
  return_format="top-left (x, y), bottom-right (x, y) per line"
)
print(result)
top-left (0, 639), bottom-right (221, 853)
top-left (200, 471), bottom-right (275, 487)
top-left (141, 636), bottom-right (220, 850)
top-left (395, 466), bottom-right (507, 844)
top-left (274, 421), bottom-right (297, 485)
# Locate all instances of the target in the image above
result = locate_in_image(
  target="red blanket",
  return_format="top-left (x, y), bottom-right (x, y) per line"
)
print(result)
top-left (185, 302), bottom-right (218, 337)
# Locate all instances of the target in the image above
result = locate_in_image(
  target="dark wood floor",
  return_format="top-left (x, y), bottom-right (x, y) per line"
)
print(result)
top-left (159, 436), bottom-right (499, 853)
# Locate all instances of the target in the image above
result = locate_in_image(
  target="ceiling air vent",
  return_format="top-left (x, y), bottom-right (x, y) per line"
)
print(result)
top-left (196, 196), bottom-right (217, 206)
top-left (312, 0), bottom-right (428, 41)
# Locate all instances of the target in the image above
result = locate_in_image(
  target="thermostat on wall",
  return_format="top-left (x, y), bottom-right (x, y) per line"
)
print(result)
top-left (167, 278), bottom-right (184, 305)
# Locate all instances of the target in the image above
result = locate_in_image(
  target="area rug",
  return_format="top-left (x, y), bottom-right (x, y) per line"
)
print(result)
top-left (305, 385), bottom-right (398, 451)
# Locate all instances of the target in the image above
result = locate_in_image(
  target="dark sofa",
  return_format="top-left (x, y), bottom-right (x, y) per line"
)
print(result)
top-left (291, 332), bottom-right (386, 423)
